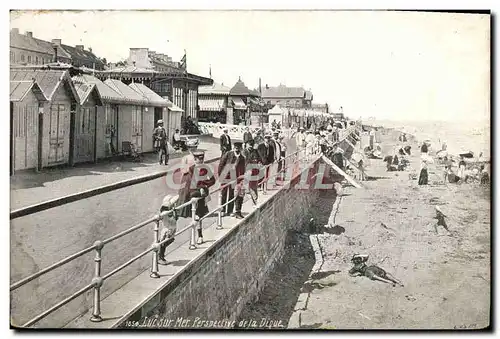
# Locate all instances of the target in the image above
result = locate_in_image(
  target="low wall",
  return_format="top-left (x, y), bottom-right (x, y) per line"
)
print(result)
top-left (120, 158), bottom-right (333, 327)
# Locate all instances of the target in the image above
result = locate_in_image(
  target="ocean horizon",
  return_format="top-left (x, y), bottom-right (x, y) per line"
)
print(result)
top-left (364, 118), bottom-right (490, 158)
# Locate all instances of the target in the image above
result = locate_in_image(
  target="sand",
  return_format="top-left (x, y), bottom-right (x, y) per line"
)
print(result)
top-left (293, 127), bottom-right (491, 329)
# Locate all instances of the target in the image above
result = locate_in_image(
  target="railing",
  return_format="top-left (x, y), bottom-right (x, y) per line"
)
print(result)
top-left (11, 123), bottom-right (362, 328)
top-left (10, 148), bottom-right (305, 328)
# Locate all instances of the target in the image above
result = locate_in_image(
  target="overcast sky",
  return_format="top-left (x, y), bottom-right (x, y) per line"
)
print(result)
top-left (10, 10), bottom-right (490, 122)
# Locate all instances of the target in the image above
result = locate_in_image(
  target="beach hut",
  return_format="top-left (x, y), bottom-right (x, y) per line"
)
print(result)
top-left (10, 80), bottom-right (48, 174)
top-left (104, 79), bottom-right (150, 153)
top-left (129, 82), bottom-right (173, 152)
top-left (10, 67), bottom-right (79, 169)
top-left (71, 80), bottom-right (103, 163)
top-left (268, 104), bottom-right (285, 127)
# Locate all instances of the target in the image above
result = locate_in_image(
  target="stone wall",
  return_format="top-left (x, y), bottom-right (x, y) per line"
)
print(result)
top-left (122, 158), bottom-right (332, 327)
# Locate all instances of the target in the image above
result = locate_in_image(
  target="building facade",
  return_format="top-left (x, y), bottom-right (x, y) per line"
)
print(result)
top-left (261, 84), bottom-right (313, 108)
top-left (10, 28), bottom-right (105, 70)
top-left (100, 48), bottom-right (212, 132)
top-left (197, 82), bottom-right (231, 123)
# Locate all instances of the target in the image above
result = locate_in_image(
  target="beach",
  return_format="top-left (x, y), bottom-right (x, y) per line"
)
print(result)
top-left (287, 126), bottom-right (491, 329)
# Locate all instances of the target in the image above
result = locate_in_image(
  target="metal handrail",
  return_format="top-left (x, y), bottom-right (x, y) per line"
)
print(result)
top-left (12, 129), bottom-right (358, 327)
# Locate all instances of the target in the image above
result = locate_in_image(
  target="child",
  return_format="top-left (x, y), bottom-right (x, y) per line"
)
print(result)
top-left (158, 195), bottom-right (179, 265)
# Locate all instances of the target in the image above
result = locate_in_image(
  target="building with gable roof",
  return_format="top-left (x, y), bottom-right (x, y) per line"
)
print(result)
top-left (10, 28), bottom-right (105, 70)
top-left (261, 84), bottom-right (313, 108)
top-left (228, 77), bottom-right (260, 125)
top-left (10, 80), bottom-right (48, 174)
top-left (10, 66), bottom-right (80, 168)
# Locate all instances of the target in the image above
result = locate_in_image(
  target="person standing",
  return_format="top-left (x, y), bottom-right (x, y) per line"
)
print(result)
top-left (257, 134), bottom-right (274, 194)
top-left (305, 130), bottom-right (315, 161)
top-left (243, 139), bottom-right (261, 207)
top-left (278, 134), bottom-right (287, 181)
top-left (243, 126), bottom-right (253, 149)
top-left (220, 128), bottom-right (232, 156)
top-left (153, 120), bottom-right (169, 165)
top-left (218, 142), bottom-right (246, 218)
top-left (177, 150), bottom-right (216, 244)
top-left (418, 159), bottom-right (429, 185)
top-left (295, 127), bottom-right (306, 158)
top-left (272, 131), bottom-right (283, 181)
top-left (457, 156), bottom-right (467, 181)
top-left (157, 194), bottom-right (179, 265)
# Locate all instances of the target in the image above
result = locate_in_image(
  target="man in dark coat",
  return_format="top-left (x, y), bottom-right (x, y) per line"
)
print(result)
top-left (153, 120), bottom-right (168, 165)
top-left (243, 126), bottom-right (253, 149)
top-left (220, 128), bottom-right (232, 156)
top-left (243, 139), bottom-right (261, 206)
top-left (218, 142), bottom-right (246, 218)
top-left (257, 134), bottom-right (274, 194)
top-left (177, 150), bottom-right (216, 244)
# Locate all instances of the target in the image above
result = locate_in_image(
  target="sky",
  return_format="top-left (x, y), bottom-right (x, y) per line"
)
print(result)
top-left (10, 10), bottom-right (490, 122)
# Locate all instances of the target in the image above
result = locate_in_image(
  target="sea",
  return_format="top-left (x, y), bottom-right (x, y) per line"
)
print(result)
top-left (368, 119), bottom-right (491, 159)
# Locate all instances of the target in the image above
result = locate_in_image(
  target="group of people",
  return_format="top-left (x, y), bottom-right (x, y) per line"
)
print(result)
top-left (412, 136), bottom-right (490, 186)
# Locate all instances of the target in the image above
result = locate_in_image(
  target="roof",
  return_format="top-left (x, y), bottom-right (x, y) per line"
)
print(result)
top-left (230, 78), bottom-right (253, 96)
top-left (11, 31), bottom-right (52, 55)
top-left (61, 44), bottom-right (104, 70)
top-left (71, 77), bottom-right (103, 106)
top-left (10, 68), bottom-right (78, 102)
top-left (101, 66), bottom-right (158, 74)
top-left (73, 74), bottom-right (125, 103)
top-left (104, 79), bottom-right (148, 105)
top-left (261, 85), bottom-right (306, 99)
top-left (168, 103), bottom-right (184, 112)
top-left (10, 80), bottom-right (48, 102)
top-left (198, 82), bottom-right (231, 95)
top-left (129, 83), bottom-right (172, 107)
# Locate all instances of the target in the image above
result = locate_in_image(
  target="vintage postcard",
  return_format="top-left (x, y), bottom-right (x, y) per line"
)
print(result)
top-left (9, 9), bottom-right (491, 330)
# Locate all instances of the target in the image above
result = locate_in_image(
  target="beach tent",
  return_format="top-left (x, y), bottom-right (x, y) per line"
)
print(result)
top-left (268, 104), bottom-right (285, 126)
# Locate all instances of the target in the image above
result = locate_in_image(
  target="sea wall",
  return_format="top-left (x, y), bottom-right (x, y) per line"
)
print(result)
top-left (120, 158), bottom-right (335, 327)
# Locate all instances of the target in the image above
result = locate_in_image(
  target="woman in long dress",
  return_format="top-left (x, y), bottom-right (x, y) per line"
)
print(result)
top-left (418, 160), bottom-right (429, 185)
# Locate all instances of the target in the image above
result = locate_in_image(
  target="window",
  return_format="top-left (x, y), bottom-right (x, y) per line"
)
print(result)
top-left (10, 51), bottom-right (14, 62)
top-left (21, 54), bottom-right (25, 62)
top-left (35, 56), bottom-right (39, 64)
top-left (27, 55), bottom-right (31, 63)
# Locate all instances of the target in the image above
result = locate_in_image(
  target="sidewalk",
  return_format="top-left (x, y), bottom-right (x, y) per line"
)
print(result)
top-left (10, 142), bottom-right (221, 210)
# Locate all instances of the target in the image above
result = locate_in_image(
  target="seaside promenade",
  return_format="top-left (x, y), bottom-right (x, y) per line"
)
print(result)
top-left (288, 127), bottom-right (490, 329)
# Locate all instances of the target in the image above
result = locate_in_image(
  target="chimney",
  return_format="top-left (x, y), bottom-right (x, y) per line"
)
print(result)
top-left (88, 47), bottom-right (92, 53)
top-left (51, 38), bottom-right (61, 45)
top-left (25, 31), bottom-right (33, 38)
top-left (76, 45), bottom-right (84, 51)
top-left (11, 28), bottom-right (19, 34)
top-left (52, 44), bottom-right (58, 62)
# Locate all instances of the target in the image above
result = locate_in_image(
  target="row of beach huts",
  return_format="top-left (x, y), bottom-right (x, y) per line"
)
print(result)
top-left (10, 65), bottom-right (184, 174)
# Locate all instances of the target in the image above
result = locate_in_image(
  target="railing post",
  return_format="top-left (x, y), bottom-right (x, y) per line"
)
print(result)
top-left (216, 208), bottom-right (223, 230)
top-left (90, 240), bottom-right (104, 322)
top-left (189, 199), bottom-right (197, 250)
top-left (150, 217), bottom-right (161, 279)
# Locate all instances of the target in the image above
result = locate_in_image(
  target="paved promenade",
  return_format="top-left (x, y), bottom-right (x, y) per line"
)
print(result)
top-left (10, 142), bottom-right (221, 210)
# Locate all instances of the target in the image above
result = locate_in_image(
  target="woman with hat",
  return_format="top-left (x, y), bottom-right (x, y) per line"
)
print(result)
top-left (153, 120), bottom-right (169, 165)
top-left (243, 139), bottom-right (261, 206)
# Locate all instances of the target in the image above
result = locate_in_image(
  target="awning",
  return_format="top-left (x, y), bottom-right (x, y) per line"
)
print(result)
top-left (168, 103), bottom-right (184, 112)
top-left (199, 98), bottom-right (224, 111)
top-left (232, 97), bottom-right (247, 110)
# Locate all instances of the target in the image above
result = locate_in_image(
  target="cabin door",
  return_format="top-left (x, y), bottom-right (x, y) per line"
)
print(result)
top-left (104, 105), bottom-right (119, 156)
top-left (48, 103), bottom-right (68, 165)
top-left (131, 106), bottom-right (143, 151)
top-left (13, 104), bottom-right (39, 171)
top-left (74, 106), bottom-right (95, 163)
